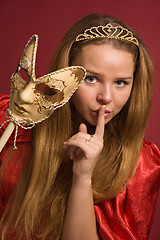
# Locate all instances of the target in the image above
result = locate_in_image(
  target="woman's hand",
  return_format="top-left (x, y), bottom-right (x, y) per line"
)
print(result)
top-left (63, 106), bottom-right (105, 178)
top-left (62, 106), bottom-right (105, 239)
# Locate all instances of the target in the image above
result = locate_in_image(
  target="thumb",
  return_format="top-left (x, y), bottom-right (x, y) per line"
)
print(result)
top-left (79, 123), bottom-right (87, 133)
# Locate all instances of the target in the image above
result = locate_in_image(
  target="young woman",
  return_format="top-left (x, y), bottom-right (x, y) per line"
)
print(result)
top-left (0, 13), bottom-right (160, 240)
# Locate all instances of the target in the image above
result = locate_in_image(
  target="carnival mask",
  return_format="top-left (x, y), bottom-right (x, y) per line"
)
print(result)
top-left (0, 35), bottom-right (86, 152)
top-left (9, 34), bottom-right (86, 128)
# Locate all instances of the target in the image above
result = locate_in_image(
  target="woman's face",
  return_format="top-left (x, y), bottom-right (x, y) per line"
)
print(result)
top-left (71, 43), bottom-right (135, 126)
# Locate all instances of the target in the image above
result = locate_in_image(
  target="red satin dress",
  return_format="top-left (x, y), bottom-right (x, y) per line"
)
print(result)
top-left (0, 94), bottom-right (160, 240)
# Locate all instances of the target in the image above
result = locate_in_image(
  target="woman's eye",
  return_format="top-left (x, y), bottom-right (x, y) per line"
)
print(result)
top-left (116, 80), bottom-right (127, 87)
top-left (85, 76), bottom-right (98, 84)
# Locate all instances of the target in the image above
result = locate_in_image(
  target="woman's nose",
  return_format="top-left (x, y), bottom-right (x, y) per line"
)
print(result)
top-left (19, 82), bottom-right (35, 104)
top-left (97, 84), bottom-right (112, 104)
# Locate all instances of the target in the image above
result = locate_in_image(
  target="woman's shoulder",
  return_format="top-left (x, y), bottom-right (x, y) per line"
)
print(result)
top-left (141, 140), bottom-right (160, 164)
top-left (131, 140), bottom-right (160, 187)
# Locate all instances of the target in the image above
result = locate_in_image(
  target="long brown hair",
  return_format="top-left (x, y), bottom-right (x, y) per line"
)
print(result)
top-left (0, 14), bottom-right (153, 240)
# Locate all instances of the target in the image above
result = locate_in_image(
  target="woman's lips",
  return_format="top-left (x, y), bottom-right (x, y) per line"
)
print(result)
top-left (91, 109), bottom-right (111, 119)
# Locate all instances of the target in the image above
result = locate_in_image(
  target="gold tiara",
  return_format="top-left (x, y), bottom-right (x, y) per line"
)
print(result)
top-left (75, 23), bottom-right (139, 46)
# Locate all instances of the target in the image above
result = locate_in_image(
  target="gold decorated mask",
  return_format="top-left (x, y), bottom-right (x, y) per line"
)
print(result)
top-left (9, 34), bottom-right (86, 128)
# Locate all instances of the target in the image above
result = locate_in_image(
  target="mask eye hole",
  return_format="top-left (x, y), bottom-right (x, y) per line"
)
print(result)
top-left (36, 84), bottom-right (46, 94)
top-left (19, 67), bottom-right (29, 82)
top-left (36, 84), bottom-right (58, 96)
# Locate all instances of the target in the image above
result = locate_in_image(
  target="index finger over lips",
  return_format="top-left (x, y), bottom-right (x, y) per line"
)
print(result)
top-left (95, 106), bottom-right (105, 138)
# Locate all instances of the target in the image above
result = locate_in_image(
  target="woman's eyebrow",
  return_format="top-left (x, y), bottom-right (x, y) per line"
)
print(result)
top-left (86, 70), bottom-right (104, 78)
top-left (115, 77), bottom-right (133, 81)
top-left (86, 70), bottom-right (133, 81)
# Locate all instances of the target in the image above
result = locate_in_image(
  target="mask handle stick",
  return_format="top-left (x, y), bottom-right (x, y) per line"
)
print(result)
top-left (0, 122), bottom-right (15, 153)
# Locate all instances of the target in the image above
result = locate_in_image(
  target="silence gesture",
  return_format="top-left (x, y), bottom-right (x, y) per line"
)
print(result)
top-left (64, 106), bottom-right (105, 178)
